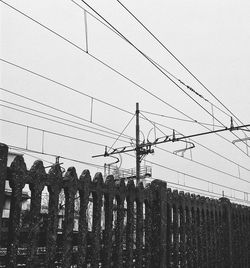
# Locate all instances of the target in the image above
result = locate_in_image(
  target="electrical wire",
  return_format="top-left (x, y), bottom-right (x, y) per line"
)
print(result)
top-left (2, 1), bottom-right (248, 157)
top-left (0, 4), bottom-right (226, 134)
top-left (2, 1), bottom-right (250, 186)
top-left (10, 147), bottom-right (54, 165)
top-left (141, 110), bottom-right (223, 128)
top-left (143, 158), bottom-right (250, 195)
top-left (2, 78), bottom-right (249, 175)
top-left (108, 113), bottom-right (135, 153)
top-left (3, 97), bottom-right (250, 183)
top-left (152, 119), bottom-right (250, 172)
top-left (77, 1), bottom-right (231, 127)
top-left (115, 0), bottom-right (248, 130)
top-left (7, 144), bottom-right (118, 172)
top-left (6, 142), bottom-right (250, 205)
top-left (78, 0), bottom-right (250, 156)
top-left (140, 111), bottom-right (250, 183)
top-left (165, 181), bottom-right (250, 205)
top-left (0, 86), bottom-right (133, 140)
top-left (0, 59), bottom-right (132, 117)
top-left (72, 0), bottom-right (234, 123)
top-left (8, 142), bottom-right (249, 204)
top-left (0, 118), bottom-right (107, 148)
top-left (157, 146), bottom-right (250, 184)
top-left (0, 100), bottom-right (131, 144)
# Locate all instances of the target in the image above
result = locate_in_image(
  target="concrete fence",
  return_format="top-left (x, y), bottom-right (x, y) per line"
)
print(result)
top-left (0, 143), bottom-right (249, 267)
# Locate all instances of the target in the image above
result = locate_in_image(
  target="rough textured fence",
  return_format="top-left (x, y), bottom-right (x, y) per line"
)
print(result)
top-left (0, 143), bottom-right (250, 267)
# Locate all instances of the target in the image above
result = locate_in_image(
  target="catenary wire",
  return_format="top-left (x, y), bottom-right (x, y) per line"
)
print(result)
top-left (151, 119), bottom-right (250, 172)
top-left (6, 143), bottom-right (250, 204)
top-left (2, 1), bottom-right (250, 179)
top-left (149, 178), bottom-right (250, 205)
top-left (7, 144), bottom-right (120, 172)
top-left (0, 118), bottom-right (109, 148)
top-left (108, 113), bottom-right (135, 153)
top-left (78, 0), bottom-right (250, 154)
top-left (164, 181), bottom-right (250, 205)
top-left (72, 0), bottom-right (234, 121)
top-left (140, 157), bottom-right (250, 195)
top-left (3, 97), bottom-right (250, 183)
top-left (0, 100), bottom-right (131, 144)
top-left (0, 3), bottom-right (230, 135)
top-left (1, 1), bottom-right (248, 156)
top-left (4, 82), bottom-right (245, 175)
top-left (76, 1), bottom-right (231, 129)
top-left (141, 110), bottom-right (223, 128)
top-left (0, 85), bottom-right (133, 140)
top-left (140, 111), bottom-right (250, 183)
top-left (10, 147), bottom-right (54, 165)
top-left (115, 0), bottom-right (248, 130)
top-left (0, 0), bottom-right (247, 155)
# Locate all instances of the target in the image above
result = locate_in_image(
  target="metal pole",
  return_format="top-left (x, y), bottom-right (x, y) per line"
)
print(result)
top-left (136, 102), bottom-right (140, 185)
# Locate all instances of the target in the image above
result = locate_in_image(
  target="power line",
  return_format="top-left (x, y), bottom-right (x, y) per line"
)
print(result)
top-left (0, 4), bottom-right (225, 133)
top-left (108, 113), bottom-right (135, 153)
top-left (0, 100), bottom-right (130, 144)
top-left (72, 0), bottom-right (234, 122)
top-left (2, 79), bottom-right (249, 175)
top-left (124, 152), bottom-right (250, 199)
top-left (0, 118), bottom-right (107, 148)
top-left (2, 1), bottom-right (250, 176)
top-left (0, 58), bottom-right (132, 117)
top-left (78, 0), bottom-right (250, 156)
top-left (144, 158), bottom-right (249, 196)
top-left (140, 111), bottom-right (250, 178)
top-left (10, 147), bottom-right (54, 165)
top-left (3, 91), bottom-right (250, 182)
top-left (140, 111), bottom-right (250, 183)
top-left (115, 0), bottom-right (248, 129)
top-left (157, 147), bottom-right (250, 184)
top-left (2, 88), bottom-right (250, 183)
top-left (0, 85), bottom-right (133, 140)
top-left (3, 98), bottom-right (250, 184)
top-left (165, 181), bottom-right (250, 205)
top-left (5, 57), bottom-right (245, 157)
top-left (152, 119), bottom-right (250, 173)
top-left (140, 110), bottom-right (223, 128)
top-left (77, 1), bottom-right (231, 128)
top-left (8, 142), bottom-right (250, 205)
top-left (1, 0), bottom-right (246, 155)
top-left (7, 144), bottom-right (118, 172)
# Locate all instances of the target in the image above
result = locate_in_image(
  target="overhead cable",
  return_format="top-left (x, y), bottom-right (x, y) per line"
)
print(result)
top-left (115, 0), bottom-right (247, 129)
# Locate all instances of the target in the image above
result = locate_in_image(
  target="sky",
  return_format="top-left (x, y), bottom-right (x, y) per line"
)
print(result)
top-left (1, 0), bottom-right (250, 204)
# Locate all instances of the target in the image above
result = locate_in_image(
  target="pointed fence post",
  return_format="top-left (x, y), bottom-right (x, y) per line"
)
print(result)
top-left (220, 197), bottom-right (233, 267)
top-left (91, 172), bottom-right (103, 268)
top-left (150, 179), bottom-right (167, 268)
top-left (78, 169), bottom-right (91, 268)
top-left (62, 167), bottom-right (78, 268)
top-left (0, 143), bottom-right (8, 241)
top-left (45, 164), bottom-right (62, 268)
top-left (125, 179), bottom-right (135, 268)
top-left (103, 175), bottom-right (115, 268)
top-left (26, 160), bottom-right (47, 268)
top-left (7, 155), bottom-right (27, 268)
top-left (113, 178), bottom-right (126, 268)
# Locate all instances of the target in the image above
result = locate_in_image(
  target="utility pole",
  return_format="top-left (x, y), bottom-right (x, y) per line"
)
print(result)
top-left (136, 102), bottom-right (140, 185)
top-left (92, 103), bottom-right (250, 184)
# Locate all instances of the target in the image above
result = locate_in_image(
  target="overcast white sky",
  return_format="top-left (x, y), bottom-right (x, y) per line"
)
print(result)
top-left (1, 0), bottom-right (250, 204)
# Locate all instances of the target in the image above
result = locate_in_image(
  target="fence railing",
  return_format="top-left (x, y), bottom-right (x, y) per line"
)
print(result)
top-left (0, 143), bottom-right (250, 267)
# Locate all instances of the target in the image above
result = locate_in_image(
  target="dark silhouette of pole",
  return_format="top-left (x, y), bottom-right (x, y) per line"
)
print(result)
top-left (136, 102), bottom-right (140, 185)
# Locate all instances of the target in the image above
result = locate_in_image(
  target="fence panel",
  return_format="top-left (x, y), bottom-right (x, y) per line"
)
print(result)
top-left (0, 144), bottom-right (250, 268)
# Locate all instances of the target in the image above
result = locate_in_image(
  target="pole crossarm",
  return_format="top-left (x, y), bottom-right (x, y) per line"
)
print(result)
top-left (92, 123), bottom-right (250, 158)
